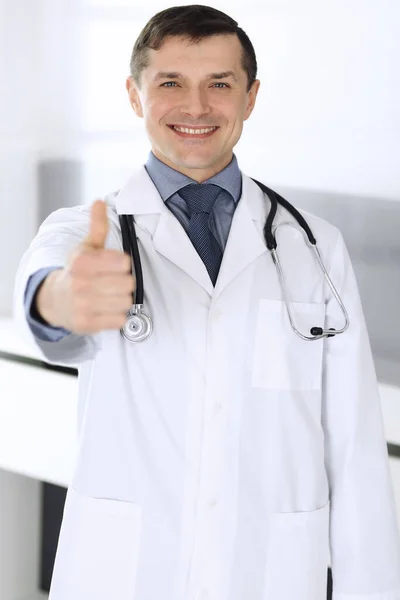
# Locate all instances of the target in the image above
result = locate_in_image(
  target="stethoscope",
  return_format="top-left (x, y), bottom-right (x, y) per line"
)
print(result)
top-left (118, 178), bottom-right (350, 343)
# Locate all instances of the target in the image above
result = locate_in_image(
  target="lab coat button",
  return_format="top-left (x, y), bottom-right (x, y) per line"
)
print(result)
top-left (204, 498), bottom-right (217, 511)
top-left (213, 402), bottom-right (223, 415)
top-left (212, 309), bottom-right (223, 321)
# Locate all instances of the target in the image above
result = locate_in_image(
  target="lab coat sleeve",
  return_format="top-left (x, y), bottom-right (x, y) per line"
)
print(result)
top-left (322, 231), bottom-right (400, 599)
top-left (13, 204), bottom-right (116, 367)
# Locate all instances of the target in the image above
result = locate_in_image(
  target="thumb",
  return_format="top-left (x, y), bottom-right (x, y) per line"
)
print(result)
top-left (84, 200), bottom-right (109, 249)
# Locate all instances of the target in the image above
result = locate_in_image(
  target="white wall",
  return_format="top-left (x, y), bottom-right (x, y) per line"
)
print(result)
top-left (1, 0), bottom-right (399, 315)
top-left (0, 0), bottom-right (83, 315)
top-left (0, 0), bottom-right (40, 315)
top-left (239, 0), bottom-right (400, 199)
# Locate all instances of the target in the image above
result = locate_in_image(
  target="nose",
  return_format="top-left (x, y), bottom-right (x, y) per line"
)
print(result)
top-left (181, 87), bottom-right (211, 119)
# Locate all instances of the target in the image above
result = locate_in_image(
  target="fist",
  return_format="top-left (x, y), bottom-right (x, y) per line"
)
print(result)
top-left (36, 200), bottom-right (136, 334)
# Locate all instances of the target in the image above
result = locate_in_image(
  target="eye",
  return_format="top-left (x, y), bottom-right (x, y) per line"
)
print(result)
top-left (161, 81), bottom-right (178, 87)
top-left (213, 82), bottom-right (229, 88)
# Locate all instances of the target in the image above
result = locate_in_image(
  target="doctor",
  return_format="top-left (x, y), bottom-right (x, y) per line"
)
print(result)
top-left (14, 4), bottom-right (400, 600)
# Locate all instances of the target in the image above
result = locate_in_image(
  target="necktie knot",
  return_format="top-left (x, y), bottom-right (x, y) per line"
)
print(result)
top-left (178, 183), bottom-right (222, 216)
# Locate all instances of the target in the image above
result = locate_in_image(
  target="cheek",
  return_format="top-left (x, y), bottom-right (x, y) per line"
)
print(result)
top-left (144, 95), bottom-right (174, 125)
top-left (216, 95), bottom-right (246, 125)
top-left (225, 105), bottom-right (244, 132)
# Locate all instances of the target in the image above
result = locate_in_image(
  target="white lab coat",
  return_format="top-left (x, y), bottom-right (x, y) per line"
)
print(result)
top-left (14, 167), bottom-right (400, 600)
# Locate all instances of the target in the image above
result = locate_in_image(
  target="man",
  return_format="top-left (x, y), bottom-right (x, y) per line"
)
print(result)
top-left (14, 5), bottom-right (400, 600)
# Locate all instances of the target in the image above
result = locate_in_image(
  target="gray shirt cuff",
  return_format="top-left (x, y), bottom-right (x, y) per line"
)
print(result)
top-left (24, 267), bottom-right (72, 342)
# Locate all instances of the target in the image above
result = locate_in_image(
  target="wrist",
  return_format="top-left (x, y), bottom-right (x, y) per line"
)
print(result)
top-left (35, 269), bottom-right (63, 327)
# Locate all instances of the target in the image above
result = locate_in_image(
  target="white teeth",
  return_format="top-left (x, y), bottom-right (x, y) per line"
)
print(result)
top-left (172, 126), bottom-right (217, 135)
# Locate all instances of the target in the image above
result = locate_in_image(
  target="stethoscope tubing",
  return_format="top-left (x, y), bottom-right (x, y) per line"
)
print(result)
top-left (120, 214), bottom-right (144, 306)
top-left (119, 179), bottom-right (350, 342)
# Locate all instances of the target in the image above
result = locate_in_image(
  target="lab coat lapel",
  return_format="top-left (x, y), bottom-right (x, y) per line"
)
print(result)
top-left (213, 174), bottom-right (269, 300)
top-left (114, 166), bottom-right (213, 295)
top-left (153, 210), bottom-right (214, 294)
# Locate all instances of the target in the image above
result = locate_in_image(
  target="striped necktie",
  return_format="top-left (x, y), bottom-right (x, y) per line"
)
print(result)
top-left (178, 183), bottom-right (223, 286)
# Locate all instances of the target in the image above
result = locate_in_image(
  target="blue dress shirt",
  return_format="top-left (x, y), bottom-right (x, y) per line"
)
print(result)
top-left (24, 151), bottom-right (242, 341)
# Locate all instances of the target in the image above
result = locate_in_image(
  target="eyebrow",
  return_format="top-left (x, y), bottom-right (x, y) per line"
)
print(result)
top-left (153, 70), bottom-right (238, 82)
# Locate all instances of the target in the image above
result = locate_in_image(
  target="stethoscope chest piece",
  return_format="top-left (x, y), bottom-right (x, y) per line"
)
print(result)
top-left (121, 306), bottom-right (153, 342)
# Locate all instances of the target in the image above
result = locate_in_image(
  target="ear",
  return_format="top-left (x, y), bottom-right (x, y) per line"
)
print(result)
top-left (244, 79), bottom-right (261, 121)
top-left (126, 76), bottom-right (144, 118)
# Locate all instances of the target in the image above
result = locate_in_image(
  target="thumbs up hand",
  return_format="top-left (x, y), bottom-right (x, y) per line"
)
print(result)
top-left (36, 200), bottom-right (135, 334)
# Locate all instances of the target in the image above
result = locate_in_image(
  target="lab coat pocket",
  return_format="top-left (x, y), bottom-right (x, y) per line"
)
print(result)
top-left (252, 299), bottom-right (325, 390)
top-left (263, 501), bottom-right (330, 600)
top-left (49, 487), bottom-right (143, 600)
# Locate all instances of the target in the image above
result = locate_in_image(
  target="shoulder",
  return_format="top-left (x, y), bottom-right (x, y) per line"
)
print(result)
top-left (243, 174), bottom-right (342, 243)
top-left (242, 174), bottom-right (345, 272)
top-left (35, 195), bottom-right (122, 250)
top-left (39, 193), bottom-right (120, 227)
top-left (296, 205), bottom-right (341, 244)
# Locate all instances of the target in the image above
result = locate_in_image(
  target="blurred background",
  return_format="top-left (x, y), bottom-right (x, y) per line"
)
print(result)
top-left (0, 0), bottom-right (399, 598)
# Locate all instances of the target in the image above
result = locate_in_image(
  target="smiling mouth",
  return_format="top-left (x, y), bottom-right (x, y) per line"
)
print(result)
top-left (168, 125), bottom-right (219, 138)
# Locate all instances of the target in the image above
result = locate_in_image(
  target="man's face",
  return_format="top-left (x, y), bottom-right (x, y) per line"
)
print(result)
top-left (126, 34), bottom-right (260, 182)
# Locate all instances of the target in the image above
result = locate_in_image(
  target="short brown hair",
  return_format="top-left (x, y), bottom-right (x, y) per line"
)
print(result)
top-left (130, 4), bottom-right (258, 92)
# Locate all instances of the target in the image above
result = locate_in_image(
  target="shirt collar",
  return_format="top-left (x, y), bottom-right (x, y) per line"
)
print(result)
top-left (144, 150), bottom-right (242, 204)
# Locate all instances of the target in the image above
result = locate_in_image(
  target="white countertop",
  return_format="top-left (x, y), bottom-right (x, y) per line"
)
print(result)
top-left (0, 316), bottom-right (78, 487)
top-left (0, 316), bottom-right (46, 361)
